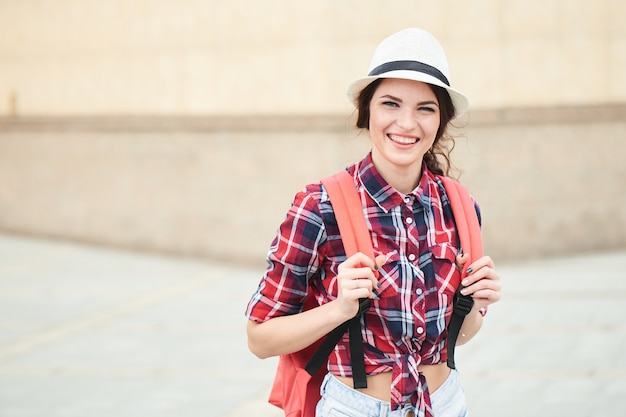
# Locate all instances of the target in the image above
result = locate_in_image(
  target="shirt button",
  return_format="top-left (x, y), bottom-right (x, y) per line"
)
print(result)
top-left (416, 327), bottom-right (424, 335)
top-left (408, 253), bottom-right (416, 261)
top-left (404, 196), bottom-right (411, 203)
top-left (416, 288), bottom-right (423, 295)
top-left (406, 217), bottom-right (413, 224)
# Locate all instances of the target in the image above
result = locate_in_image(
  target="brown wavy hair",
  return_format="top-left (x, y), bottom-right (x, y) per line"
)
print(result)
top-left (355, 78), bottom-right (457, 177)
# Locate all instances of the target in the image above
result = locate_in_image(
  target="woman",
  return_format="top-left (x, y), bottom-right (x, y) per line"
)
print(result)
top-left (245, 28), bottom-right (501, 417)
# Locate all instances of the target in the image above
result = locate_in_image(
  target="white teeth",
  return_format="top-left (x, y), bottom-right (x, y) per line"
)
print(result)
top-left (389, 134), bottom-right (418, 145)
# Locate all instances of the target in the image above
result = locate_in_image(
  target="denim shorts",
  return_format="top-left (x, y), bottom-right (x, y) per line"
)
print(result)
top-left (316, 369), bottom-right (468, 417)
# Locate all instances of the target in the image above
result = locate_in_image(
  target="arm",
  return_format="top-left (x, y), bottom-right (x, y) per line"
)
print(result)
top-left (455, 306), bottom-right (483, 346)
top-left (247, 252), bottom-right (385, 359)
top-left (247, 299), bottom-right (349, 359)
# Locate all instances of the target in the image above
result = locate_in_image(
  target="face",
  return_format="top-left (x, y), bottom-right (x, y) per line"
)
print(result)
top-left (368, 78), bottom-right (441, 179)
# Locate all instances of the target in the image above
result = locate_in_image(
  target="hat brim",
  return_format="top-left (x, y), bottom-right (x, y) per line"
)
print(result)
top-left (346, 70), bottom-right (470, 119)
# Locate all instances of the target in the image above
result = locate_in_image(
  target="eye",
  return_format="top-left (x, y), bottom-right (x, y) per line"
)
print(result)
top-left (382, 101), bottom-right (400, 108)
top-left (418, 106), bottom-right (437, 113)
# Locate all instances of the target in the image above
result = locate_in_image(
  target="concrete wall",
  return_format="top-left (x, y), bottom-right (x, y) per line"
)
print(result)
top-left (1, 107), bottom-right (625, 266)
top-left (1, 0), bottom-right (625, 116)
top-left (457, 106), bottom-right (626, 260)
top-left (0, 115), bottom-right (368, 265)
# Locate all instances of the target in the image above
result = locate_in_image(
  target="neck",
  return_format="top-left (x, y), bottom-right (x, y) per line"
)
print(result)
top-left (371, 154), bottom-right (424, 194)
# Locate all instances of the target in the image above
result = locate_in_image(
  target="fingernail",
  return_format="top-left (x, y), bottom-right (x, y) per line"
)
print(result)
top-left (462, 279), bottom-right (469, 287)
top-left (460, 288), bottom-right (468, 295)
top-left (466, 267), bottom-right (473, 274)
top-left (377, 282), bottom-right (382, 288)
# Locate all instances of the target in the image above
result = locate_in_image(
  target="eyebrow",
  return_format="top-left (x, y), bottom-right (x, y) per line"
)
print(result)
top-left (379, 94), bottom-right (439, 107)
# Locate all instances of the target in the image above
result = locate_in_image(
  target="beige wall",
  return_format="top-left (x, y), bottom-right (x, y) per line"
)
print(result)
top-left (1, 0), bottom-right (625, 116)
top-left (1, 108), bottom-right (625, 266)
top-left (458, 107), bottom-right (626, 260)
top-left (1, 1), bottom-right (625, 264)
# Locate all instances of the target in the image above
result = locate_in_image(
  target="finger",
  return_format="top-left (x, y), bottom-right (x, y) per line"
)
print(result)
top-left (461, 275), bottom-right (501, 296)
top-left (462, 268), bottom-right (493, 287)
top-left (339, 252), bottom-right (378, 270)
top-left (354, 278), bottom-right (373, 291)
top-left (463, 256), bottom-right (495, 276)
top-left (462, 258), bottom-right (499, 286)
top-left (456, 253), bottom-right (470, 268)
top-left (470, 288), bottom-right (502, 304)
top-left (374, 254), bottom-right (386, 269)
top-left (339, 266), bottom-right (378, 282)
top-left (338, 267), bottom-right (377, 294)
top-left (372, 254), bottom-right (386, 282)
top-left (340, 253), bottom-right (386, 287)
top-left (347, 278), bottom-right (375, 299)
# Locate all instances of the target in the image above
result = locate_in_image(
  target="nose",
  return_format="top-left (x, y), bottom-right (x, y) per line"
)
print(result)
top-left (395, 108), bottom-right (418, 131)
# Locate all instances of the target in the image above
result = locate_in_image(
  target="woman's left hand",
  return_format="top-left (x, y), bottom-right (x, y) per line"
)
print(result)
top-left (455, 254), bottom-right (501, 311)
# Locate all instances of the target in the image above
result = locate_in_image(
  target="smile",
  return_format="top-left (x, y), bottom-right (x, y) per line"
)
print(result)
top-left (388, 134), bottom-right (419, 145)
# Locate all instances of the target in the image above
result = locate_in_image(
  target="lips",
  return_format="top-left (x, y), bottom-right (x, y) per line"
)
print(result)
top-left (388, 134), bottom-right (419, 145)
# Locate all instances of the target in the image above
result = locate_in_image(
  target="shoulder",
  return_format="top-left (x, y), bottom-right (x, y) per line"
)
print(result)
top-left (291, 181), bottom-right (330, 212)
top-left (293, 167), bottom-right (359, 214)
top-left (284, 181), bottom-right (336, 234)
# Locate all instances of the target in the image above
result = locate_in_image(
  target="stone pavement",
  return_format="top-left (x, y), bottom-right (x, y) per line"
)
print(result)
top-left (0, 232), bottom-right (624, 417)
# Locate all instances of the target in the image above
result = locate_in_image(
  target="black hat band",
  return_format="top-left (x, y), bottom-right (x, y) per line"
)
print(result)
top-left (368, 60), bottom-right (450, 87)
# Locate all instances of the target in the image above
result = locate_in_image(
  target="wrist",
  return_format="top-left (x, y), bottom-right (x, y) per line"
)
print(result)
top-left (322, 299), bottom-right (356, 327)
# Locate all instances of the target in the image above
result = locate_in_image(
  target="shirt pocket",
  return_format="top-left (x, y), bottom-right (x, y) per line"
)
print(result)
top-left (429, 243), bottom-right (461, 295)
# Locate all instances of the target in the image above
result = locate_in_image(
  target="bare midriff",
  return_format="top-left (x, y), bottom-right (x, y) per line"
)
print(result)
top-left (334, 362), bottom-right (450, 402)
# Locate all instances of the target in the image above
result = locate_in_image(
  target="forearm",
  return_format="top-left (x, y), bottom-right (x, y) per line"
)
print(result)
top-left (247, 300), bottom-right (350, 359)
top-left (455, 306), bottom-right (483, 346)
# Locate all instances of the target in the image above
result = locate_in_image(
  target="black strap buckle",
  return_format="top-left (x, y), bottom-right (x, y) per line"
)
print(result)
top-left (447, 293), bottom-right (474, 370)
top-left (453, 293), bottom-right (474, 317)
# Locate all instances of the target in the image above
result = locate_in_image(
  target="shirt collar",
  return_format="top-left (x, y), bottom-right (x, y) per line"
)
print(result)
top-left (355, 152), bottom-right (438, 213)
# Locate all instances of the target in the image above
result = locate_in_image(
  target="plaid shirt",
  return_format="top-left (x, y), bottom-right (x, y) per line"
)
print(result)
top-left (246, 153), bottom-right (481, 416)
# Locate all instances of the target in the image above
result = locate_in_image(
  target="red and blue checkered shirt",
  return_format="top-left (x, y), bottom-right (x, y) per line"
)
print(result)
top-left (246, 153), bottom-right (481, 416)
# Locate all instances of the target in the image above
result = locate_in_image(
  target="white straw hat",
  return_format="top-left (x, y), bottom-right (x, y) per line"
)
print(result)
top-left (347, 28), bottom-right (469, 118)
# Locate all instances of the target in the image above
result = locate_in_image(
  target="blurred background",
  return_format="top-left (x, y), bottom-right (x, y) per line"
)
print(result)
top-left (1, 0), bottom-right (624, 264)
top-left (1, 1), bottom-right (625, 416)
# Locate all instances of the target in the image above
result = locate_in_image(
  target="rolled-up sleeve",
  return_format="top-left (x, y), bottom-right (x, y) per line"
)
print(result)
top-left (245, 186), bottom-right (326, 322)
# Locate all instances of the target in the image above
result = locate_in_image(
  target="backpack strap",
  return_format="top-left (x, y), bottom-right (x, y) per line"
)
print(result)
top-left (321, 171), bottom-right (375, 261)
top-left (304, 170), bottom-right (373, 389)
top-left (438, 176), bottom-right (483, 369)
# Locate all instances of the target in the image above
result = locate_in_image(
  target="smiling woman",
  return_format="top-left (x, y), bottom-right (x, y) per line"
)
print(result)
top-left (245, 28), bottom-right (501, 417)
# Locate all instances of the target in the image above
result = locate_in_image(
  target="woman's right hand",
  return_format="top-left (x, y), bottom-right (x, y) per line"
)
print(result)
top-left (247, 252), bottom-right (387, 359)
top-left (335, 252), bottom-right (387, 320)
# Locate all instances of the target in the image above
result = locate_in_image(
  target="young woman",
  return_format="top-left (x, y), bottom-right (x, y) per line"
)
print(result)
top-left (245, 28), bottom-right (501, 417)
